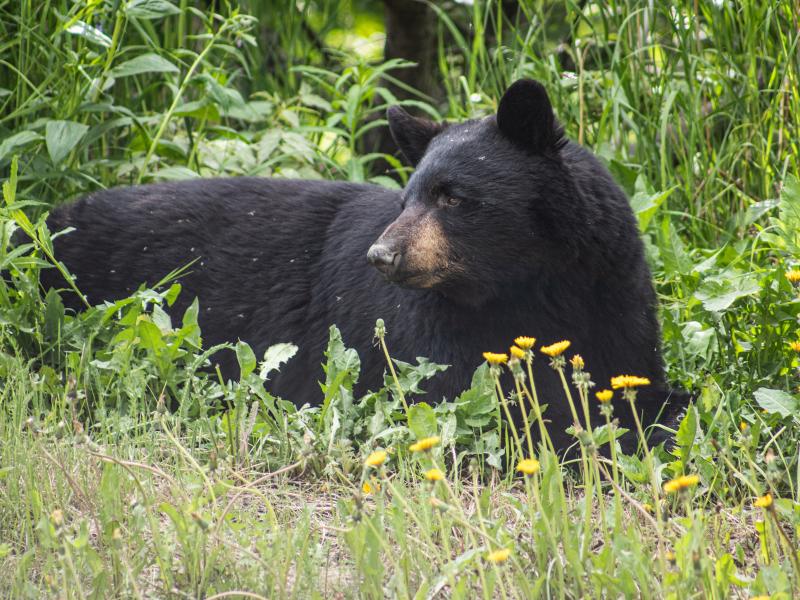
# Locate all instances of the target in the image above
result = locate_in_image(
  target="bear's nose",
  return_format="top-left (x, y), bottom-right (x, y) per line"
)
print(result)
top-left (367, 244), bottom-right (401, 275)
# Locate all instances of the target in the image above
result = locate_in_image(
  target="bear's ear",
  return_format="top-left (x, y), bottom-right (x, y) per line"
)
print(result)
top-left (496, 79), bottom-right (565, 154)
top-left (387, 106), bottom-right (445, 166)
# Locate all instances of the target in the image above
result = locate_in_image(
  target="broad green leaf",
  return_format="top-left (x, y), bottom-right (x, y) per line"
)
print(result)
top-left (753, 387), bottom-right (798, 419)
top-left (182, 298), bottom-right (199, 328)
top-left (590, 424), bottom-right (629, 446)
top-left (137, 319), bottom-right (165, 354)
top-left (659, 217), bottom-right (693, 276)
top-left (455, 363), bottom-right (495, 415)
top-left (408, 402), bottom-right (437, 440)
top-left (43, 289), bottom-right (65, 344)
top-left (109, 53), bottom-right (178, 78)
top-left (676, 405), bottom-right (697, 465)
top-left (616, 452), bottom-right (648, 483)
top-left (382, 357), bottom-right (448, 397)
top-left (45, 120), bottom-right (88, 165)
top-left (259, 343), bottom-right (298, 380)
top-left (776, 174), bottom-right (800, 254)
top-left (681, 321), bottom-right (717, 359)
top-left (695, 273), bottom-right (760, 313)
top-left (200, 75), bottom-right (246, 112)
top-left (322, 325), bottom-right (360, 393)
top-left (151, 305), bottom-right (172, 332)
top-left (629, 176), bottom-right (675, 231)
top-left (714, 553), bottom-right (735, 593)
top-left (0, 131), bottom-right (42, 160)
top-left (64, 21), bottom-right (112, 47)
top-left (236, 340), bottom-right (257, 379)
top-left (126, 0), bottom-right (181, 19)
top-left (164, 283), bottom-right (182, 306)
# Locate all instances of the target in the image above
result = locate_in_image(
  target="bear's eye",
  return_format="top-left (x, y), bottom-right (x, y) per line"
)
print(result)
top-left (439, 195), bottom-right (462, 208)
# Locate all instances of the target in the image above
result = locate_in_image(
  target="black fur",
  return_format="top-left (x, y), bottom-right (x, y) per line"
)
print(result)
top-left (41, 79), bottom-right (686, 450)
top-left (386, 106), bottom-right (447, 166)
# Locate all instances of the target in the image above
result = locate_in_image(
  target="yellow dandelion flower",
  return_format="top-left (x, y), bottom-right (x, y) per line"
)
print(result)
top-left (365, 450), bottom-right (387, 468)
top-left (409, 436), bottom-right (440, 453)
top-left (754, 493), bottom-right (772, 508)
top-left (486, 548), bottom-right (511, 564)
top-left (424, 468), bottom-right (445, 482)
top-left (570, 354), bottom-right (585, 369)
top-left (483, 351), bottom-right (508, 365)
top-left (362, 481), bottom-right (380, 494)
top-left (786, 269), bottom-right (800, 284)
top-left (610, 375), bottom-right (651, 389)
top-left (596, 389), bottom-right (613, 403)
top-left (789, 341), bottom-right (800, 352)
top-left (664, 551), bottom-right (676, 562)
top-left (663, 474), bottom-right (700, 494)
top-left (516, 458), bottom-right (540, 476)
top-left (514, 336), bottom-right (536, 350)
top-left (749, 596), bottom-right (770, 600)
top-left (540, 340), bottom-right (571, 357)
top-left (739, 421), bottom-right (748, 432)
top-left (509, 346), bottom-right (526, 360)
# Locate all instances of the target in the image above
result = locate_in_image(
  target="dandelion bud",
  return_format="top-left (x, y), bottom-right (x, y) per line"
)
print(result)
top-left (50, 509), bottom-right (64, 527)
top-left (429, 497), bottom-right (447, 511)
top-left (156, 393), bottom-right (167, 415)
top-left (374, 318), bottom-right (386, 339)
top-left (191, 512), bottom-right (210, 530)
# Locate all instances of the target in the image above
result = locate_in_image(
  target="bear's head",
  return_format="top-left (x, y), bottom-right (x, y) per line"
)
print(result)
top-left (368, 79), bottom-right (579, 306)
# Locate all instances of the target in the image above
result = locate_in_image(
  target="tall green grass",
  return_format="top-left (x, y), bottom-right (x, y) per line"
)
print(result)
top-left (1, 0), bottom-right (799, 597)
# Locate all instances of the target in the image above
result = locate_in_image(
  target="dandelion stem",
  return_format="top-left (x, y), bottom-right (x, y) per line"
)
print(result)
top-left (493, 373), bottom-right (524, 460)
top-left (526, 476), bottom-right (565, 592)
top-left (524, 359), bottom-right (556, 454)
top-left (625, 391), bottom-right (666, 567)
top-left (604, 412), bottom-right (623, 527)
top-left (377, 330), bottom-right (409, 414)
top-left (513, 376), bottom-right (535, 458)
top-left (555, 365), bottom-right (594, 559)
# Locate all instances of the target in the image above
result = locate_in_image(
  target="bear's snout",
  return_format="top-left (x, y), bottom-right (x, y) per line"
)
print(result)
top-left (367, 243), bottom-right (401, 276)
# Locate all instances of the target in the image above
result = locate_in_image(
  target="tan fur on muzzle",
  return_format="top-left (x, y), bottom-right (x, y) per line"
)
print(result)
top-left (377, 209), bottom-right (451, 287)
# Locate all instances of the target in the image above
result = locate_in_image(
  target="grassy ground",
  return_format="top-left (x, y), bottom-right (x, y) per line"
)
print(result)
top-left (1, 0), bottom-right (799, 597)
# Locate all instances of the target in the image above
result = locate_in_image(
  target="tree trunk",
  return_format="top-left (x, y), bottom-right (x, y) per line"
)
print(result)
top-left (383, 0), bottom-right (443, 105)
top-left (365, 0), bottom-right (443, 175)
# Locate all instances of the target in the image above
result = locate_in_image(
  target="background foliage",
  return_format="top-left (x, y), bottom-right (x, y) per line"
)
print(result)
top-left (0, 0), bottom-right (799, 597)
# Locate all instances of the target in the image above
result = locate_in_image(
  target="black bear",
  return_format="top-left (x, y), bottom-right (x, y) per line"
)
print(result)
top-left (42, 80), bottom-right (685, 450)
